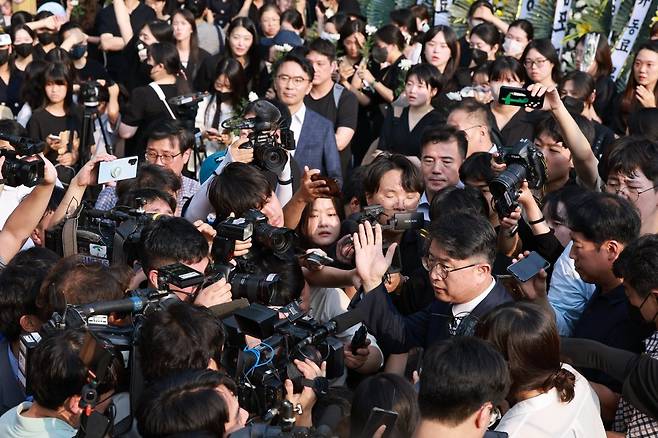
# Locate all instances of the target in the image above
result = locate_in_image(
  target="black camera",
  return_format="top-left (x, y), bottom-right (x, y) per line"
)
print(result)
top-left (79, 81), bottom-right (102, 107)
top-left (226, 302), bottom-right (360, 417)
top-left (209, 263), bottom-right (283, 305)
top-left (222, 100), bottom-right (295, 175)
top-left (489, 139), bottom-right (547, 218)
top-left (212, 209), bottom-right (298, 263)
top-left (0, 133), bottom-right (45, 187)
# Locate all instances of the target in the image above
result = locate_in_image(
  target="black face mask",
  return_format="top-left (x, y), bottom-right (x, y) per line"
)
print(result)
top-left (38, 32), bottom-right (56, 46)
top-left (471, 48), bottom-right (488, 66)
top-left (13, 43), bottom-right (33, 58)
top-left (216, 91), bottom-right (232, 101)
top-left (69, 44), bottom-right (87, 60)
top-left (0, 49), bottom-right (8, 65)
top-left (561, 96), bottom-right (585, 114)
top-left (371, 46), bottom-right (388, 64)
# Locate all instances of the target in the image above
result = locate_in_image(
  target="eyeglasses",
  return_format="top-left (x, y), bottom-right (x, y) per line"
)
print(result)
top-left (421, 256), bottom-right (478, 279)
top-left (276, 74), bottom-right (309, 86)
top-left (603, 182), bottom-right (658, 203)
top-left (524, 58), bottom-right (548, 69)
top-left (145, 150), bottom-right (182, 164)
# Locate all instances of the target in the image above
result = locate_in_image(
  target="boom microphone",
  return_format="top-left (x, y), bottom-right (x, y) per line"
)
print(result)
top-left (77, 296), bottom-right (150, 316)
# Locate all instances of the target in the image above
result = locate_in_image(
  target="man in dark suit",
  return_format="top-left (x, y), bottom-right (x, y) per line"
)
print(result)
top-left (272, 53), bottom-right (343, 186)
top-left (351, 212), bottom-right (513, 354)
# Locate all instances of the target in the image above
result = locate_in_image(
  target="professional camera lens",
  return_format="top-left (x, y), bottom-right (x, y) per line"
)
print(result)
top-left (230, 272), bottom-right (281, 305)
top-left (2, 154), bottom-right (44, 187)
top-left (489, 163), bottom-right (527, 199)
top-left (253, 222), bottom-right (297, 255)
top-left (254, 143), bottom-right (288, 175)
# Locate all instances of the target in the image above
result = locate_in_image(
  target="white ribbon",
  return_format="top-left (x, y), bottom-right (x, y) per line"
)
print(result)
top-left (551, 0), bottom-right (572, 52)
top-left (610, 0), bottom-right (654, 80)
top-left (518, 0), bottom-right (538, 19)
top-left (433, 0), bottom-right (453, 26)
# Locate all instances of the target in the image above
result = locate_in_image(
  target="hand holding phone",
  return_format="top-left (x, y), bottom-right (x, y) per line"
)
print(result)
top-left (350, 325), bottom-right (368, 354)
top-left (311, 173), bottom-right (340, 197)
top-left (362, 407), bottom-right (398, 438)
top-left (97, 156), bottom-right (138, 184)
top-left (498, 86), bottom-right (544, 109)
top-left (507, 251), bottom-right (550, 282)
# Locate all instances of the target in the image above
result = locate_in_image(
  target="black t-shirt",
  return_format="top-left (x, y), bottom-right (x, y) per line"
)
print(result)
top-left (26, 106), bottom-right (83, 161)
top-left (489, 107), bottom-right (542, 148)
top-left (379, 107), bottom-right (444, 156)
top-left (122, 82), bottom-right (180, 156)
top-left (94, 3), bottom-right (155, 83)
top-left (5, 68), bottom-right (24, 115)
top-left (76, 58), bottom-right (111, 82)
top-left (304, 83), bottom-right (359, 131)
top-left (184, 49), bottom-right (211, 87)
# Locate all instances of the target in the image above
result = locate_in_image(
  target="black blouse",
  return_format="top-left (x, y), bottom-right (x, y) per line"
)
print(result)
top-left (379, 107), bottom-right (444, 156)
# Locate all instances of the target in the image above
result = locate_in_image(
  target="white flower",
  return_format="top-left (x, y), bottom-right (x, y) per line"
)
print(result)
top-left (320, 31), bottom-right (340, 43)
top-left (399, 59), bottom-right (413, 71)
top-left (248, 92), bottom-right (259, 102)
top-left (325, 8), bottom-right (335, 18)
top-left (573, 12), bottom-right (582, 21)
top-left (365, 25), bottom-right (377, 36)
top-left (273, 44), bottom-right (284, 52)
top-left (282, 43), bottom-right (293, 52)
top-left (575, 0), bottom-right (587, 7)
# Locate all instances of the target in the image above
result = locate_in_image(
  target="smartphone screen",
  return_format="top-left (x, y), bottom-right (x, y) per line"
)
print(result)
top-left (498, 86), bottom-right (544, 109)
top-left (506, 251), bottom-right (550, 282)
top-left (362, 407), bottom-right (398, 438)
top-left (98, 156), bottom-right (138, 184)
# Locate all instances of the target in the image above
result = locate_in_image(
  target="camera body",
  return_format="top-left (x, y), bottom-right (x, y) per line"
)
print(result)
top-left (79, 81), bottom-right (103, 107)
top-left (0, 135), bottom-right (45, 187)
top-left (228, 302), bottom-right (346, 417)
top-left (489, 139), bottom-right (547, 218)
top-left (240, 130), bottom-right (292, 175)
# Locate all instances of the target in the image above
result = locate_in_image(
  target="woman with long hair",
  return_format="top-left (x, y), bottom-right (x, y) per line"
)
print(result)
top-left (614, 40), bottom-right (658, 135)
top-left (421, 25), bottom-right (460, 90)
top-left (521, 38), bottom-right (561, 88)
top-left (574, 33), bottom-right (615, 124)
top-left (172, 8), bottom-right (210, 84)
top-left (477, 301), bottom-right (606, 437)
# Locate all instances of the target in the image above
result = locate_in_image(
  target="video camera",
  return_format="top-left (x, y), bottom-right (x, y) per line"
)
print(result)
top-left (0, 133), bottom-right (45, 187)
top-left (224, 301), bottom-right (361, 418)
top-left (222, 100), bottom-right (295, 175)
top-left (78, 80), bottom-right (110, 108)
top-left (489, 139), bottom-right (547, 218)
top-left (355, 205), bottom-right (425, 232)
top-left (46, 202), bottom-right (161, 267)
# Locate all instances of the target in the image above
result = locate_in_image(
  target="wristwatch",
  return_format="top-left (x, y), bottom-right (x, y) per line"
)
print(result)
top-left (302, 376), bottom-right (329, 397)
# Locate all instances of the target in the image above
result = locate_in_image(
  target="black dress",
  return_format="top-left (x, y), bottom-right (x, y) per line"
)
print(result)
top-left (26, 106), bottom-right (83, 162)
top-left (379, 107), bottom-right (444, 157)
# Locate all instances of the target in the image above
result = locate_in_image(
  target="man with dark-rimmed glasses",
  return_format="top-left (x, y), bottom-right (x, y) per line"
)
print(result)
top-left (95, 119), bottom-right (200, 216)
top-left (350, 212), bottom-right (513, 354)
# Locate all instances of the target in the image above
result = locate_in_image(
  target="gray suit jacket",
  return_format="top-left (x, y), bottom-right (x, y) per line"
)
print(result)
top-left (294, 109), bottom-right (343, 186)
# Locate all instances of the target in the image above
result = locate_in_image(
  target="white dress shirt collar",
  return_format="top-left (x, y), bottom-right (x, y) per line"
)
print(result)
top-left (289, 104), bottom-right (307, 155)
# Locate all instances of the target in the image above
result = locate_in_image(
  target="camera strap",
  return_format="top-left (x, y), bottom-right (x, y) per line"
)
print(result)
top-left (149, 82), bottom-right (177, 120)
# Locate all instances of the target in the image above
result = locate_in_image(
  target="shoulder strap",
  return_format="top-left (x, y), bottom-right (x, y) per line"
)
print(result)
top-left (332, 82), bottom-right (344, 109)
top-left (149, 82), bottom-right (177, 120)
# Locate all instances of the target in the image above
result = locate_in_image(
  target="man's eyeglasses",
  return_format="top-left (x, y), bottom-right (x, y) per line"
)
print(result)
top-left (276, 74), bottom-right (309, 86)
top-left (603, 182), bottom-right (658, 203)
top-left (145, 150), bottom-right (182, 164)
top-left (421, 256), bottom-right (478, 279)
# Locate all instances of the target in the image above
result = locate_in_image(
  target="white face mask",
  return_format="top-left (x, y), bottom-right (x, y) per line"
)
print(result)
top-left (503, 38), bottom-right (525, 57)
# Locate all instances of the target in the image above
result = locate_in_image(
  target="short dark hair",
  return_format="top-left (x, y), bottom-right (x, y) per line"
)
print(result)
top-left (147, 119), bottom-right (195, 153)
top-left (429, 212), bottom-right (496, 264)
top-left (139, 216), bottom-right (209, 274)
top-left (116, 163), bottom-right (182, 202)
top-left (560, 70), bottom-right (596, 101)
top-left (209, 162), bottom-right (274, 220)
top-left (405, 63), bottom-right (441, 91)
top-left (614, 234), bottom-right (658, 299)
top-left (471, 22), bottom-right (501, 47)
top-left (363, 154), bottom-right (424, 198)
top-left (477, 301), bottom-right (576, 403)
top-left (569, 192), bottom-right (641, 245)
top-left (628, 109), bottom-right (658, 142)
top-left (272, 52), bottom-right (315, 81)
top-left (449, 98), bottom-right (495, 133)
top-left (29, 330), bottom-right (88, 410)
top-left (0, 248), bottom-right (59, 342)
top-left (307, 37), bottom-right (337, 62)
top-left (350, 373), bottom-right (420, 438)
top-left (118, 188), bottom-right (177, 213)
top-left (468, 0), bottom-right (493, 17)
top-left (459, 151), bottom-right (494, 183)
top-left (138, 302), bottom-right (225, 382)
top-left (489, 55), bottom-right (526, 83)
top-left (606, 137), bottom-right (658, 186)
top-left (419, 337), bottom-right (510, 424)
top-left (420, 126), bottom-right (468, 160)
top-left (137, 370), bottom-right (231, 438)
top-left (429, 186), bottom-right (489, 222)
top-left (36, 256), bottom-right (131, 322)
top-left (341, 165), bottom-right (368, 208)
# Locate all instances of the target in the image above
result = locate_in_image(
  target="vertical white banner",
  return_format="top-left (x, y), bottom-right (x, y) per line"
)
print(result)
top-left (551, 0), bottom-right (572, 51)
top-left (610, 0), bottom-right (654, 80)
top-left (433, 0), bottom-right (453, 26)
top-left (518, 0), bottom-right (538, 19)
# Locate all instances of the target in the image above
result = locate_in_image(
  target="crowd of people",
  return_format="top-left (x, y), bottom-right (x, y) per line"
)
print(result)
top-left (0, 0), bottom-right (658, 436)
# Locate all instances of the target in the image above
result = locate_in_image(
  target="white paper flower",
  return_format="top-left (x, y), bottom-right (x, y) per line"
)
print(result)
top-left (365, 25), bottom-right (377, 36)
top-left (248, 92), bottom-right (259, 102)
top-left (575, 0), bottom-right (587, 8)
top-left (399, 59), bottom-right (413, 71)
top-left (573, 12), bottom-right (583, 21)
top-left (325, 8), bottom-right (335, 18)
top-left (320, 31), bottom-right (340, 43)
top-left (273, 44), bottom-right (284, 52)
top-left (282, 43), bottom-right (293, 52)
